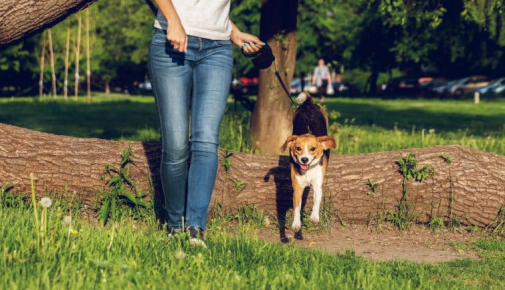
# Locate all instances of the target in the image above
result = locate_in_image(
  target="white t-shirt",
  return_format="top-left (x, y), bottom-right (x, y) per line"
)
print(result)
top-left (154, 0), bottom-right (232, 40)
top-left (313, 65), bottom-right (330, 87)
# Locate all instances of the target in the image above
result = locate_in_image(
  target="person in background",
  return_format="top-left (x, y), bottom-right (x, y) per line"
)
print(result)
top-left (149, 0), bottom-right (263, 247)
top-left (312, 59), bottom-right (332, 103)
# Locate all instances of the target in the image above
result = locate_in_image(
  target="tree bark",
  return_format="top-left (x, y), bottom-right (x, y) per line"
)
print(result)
top-left (250, 0), bottom-right (298, 154)
top-left (0, 0), bottom-right (97, 48)
top-left (0, 123), bottom-right (504, 228)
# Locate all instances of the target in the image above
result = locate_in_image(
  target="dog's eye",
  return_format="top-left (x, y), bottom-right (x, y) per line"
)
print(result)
top-left (310, 147), bottom-right (316, 152)
top-left (295, 146), bottom-right (302, 151)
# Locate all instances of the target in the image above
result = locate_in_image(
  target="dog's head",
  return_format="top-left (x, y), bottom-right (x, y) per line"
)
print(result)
top-left (281, 134), bottom-right (337, 171)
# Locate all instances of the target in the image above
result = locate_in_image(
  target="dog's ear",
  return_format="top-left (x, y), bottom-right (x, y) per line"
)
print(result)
top-left (317, 136), bottom-right (337, 150)
top-left (281, 135), bottom-right (298, 152)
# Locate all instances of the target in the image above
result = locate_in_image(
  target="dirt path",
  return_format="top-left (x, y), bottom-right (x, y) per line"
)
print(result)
top-left (256, 224), bottom-right (481, 262)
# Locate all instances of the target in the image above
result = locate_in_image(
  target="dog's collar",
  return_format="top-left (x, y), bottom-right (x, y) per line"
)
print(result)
top-left (296, 157), bottom-right (323, 174)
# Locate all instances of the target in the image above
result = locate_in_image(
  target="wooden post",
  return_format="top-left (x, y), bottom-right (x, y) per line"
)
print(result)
top-left (64, 21), bottom-right (71, 101)
top-left (48, 29), bottom-right (57, 98)
top-left (74, 15), bottom-right (82, 100)
top-left (38, 31), bottom-right (46, 99)
top-left (474, 91), bottom-right (480, 104)
top-left (86, 8), bottom-right (91, 103)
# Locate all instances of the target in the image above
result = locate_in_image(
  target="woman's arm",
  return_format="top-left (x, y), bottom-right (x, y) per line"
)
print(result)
top-left (153, 0), bottom-right (187, 52)
top-left (229, 20), bottom-right (263, 53)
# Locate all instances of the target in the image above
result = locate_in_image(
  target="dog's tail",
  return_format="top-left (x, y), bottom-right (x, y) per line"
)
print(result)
top-left (296, 91), bottom-right (315, 105)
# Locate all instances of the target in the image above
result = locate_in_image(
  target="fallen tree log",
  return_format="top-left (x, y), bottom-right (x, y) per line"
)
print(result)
top-left (1, 123), bottom-right (504, 228)
top-left (0, 0), bottom-right (97, 48)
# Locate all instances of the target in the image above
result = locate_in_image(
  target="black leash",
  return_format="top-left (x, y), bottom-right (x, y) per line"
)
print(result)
top-left (273, 59), bottom-right (298, 108)
top-left (242, 44), bottom-right (298, 108)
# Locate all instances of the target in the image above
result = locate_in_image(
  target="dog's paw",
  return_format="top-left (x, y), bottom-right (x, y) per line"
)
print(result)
top-left (310, 213), bottom-right (320, 225)
top-left (291, 220), bottom-right (302, 231)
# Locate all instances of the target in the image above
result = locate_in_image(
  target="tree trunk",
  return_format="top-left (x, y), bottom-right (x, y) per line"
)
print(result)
top-left (48, 29), bottom-right (57, 98)
top-left (250, 0), bottom-right (298, 155)
top-left (74, 15), bottom-right (82, 99)
top-left (64, 22), bottom-right (71, 101)
top-left (85, 8), bottom-right (91, 103)
top-left (38, 32), bottom-right (46, 99)
top-left (0, 0), bottom-right (97, 48)
top-left (105, 80), bottom-right (110, 94)
top-left (0, 123), bottom-right (504, 228)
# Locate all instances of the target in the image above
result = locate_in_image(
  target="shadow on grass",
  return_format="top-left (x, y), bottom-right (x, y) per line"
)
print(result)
top-left (0, 98), bottom-right (160, 140)
top-left (323, 98), bottom-right (505, 136)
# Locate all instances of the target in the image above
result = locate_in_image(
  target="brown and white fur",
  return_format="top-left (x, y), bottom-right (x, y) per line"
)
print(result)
top-left (281, 92), bottom-right (336, 231)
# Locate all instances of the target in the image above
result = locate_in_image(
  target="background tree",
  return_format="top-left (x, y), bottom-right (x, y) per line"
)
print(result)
top-left (249, 0), bottom-right (299, 154)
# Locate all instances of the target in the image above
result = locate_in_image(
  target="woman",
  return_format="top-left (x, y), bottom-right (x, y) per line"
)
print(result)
top-left (149, 0), bottom-right (263, 246)
top-left (312, 59), bottom-right (332, 103)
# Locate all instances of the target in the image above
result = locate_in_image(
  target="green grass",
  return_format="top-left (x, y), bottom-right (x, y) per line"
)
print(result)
top-left (1, 202), bottom-right (504, 290)
top-left (1, 95), bottom-right (504, 288)
top-left (1, 94), bottom-right (503, 155)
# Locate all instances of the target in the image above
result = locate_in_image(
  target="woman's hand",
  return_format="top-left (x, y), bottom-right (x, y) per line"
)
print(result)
top-left (230, 21), bottom-right (264, 54)
top-left (166, 19), bottom-right (188, 52)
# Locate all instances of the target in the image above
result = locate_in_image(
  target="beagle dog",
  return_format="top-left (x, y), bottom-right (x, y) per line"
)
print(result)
top-left (281, 92), bottom-right (336, 231)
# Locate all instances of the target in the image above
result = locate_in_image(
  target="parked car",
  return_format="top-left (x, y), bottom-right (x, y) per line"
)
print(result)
top-left (494, 82), bottom-right (505, 95)
top-left (381, 77), bottom-right (420, 95)
top-left (446, 76), bottom-right (490, 96)
top-left (138, 79), bottom-right (152, 91)
top-left (230, 77), bottom-right (259, 95)
top-left (290, 77), bottom-right (317, 95)
top-left (332, 81), bottom-right (350, 94)
top-left (474, 78), bottom-right (505, 95)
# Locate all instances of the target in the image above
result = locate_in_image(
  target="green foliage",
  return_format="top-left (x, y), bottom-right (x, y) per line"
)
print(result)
top-left (99, 146), bottom-right (151, 225)
top-left (387, 153), bottom-right (434, 230)
top-left (440, 154), bottom-right (453, 163)
top-left (234, 204), bottom-right (264, 227)
top-left (428, 217), bottom-right (445, 233)
top-left (222, 148), bottom-right (234, 173)
top-left (366, 179), bottom-right (379, 197)
top-left (0, 183), bottom-right (25, 208)
top-left (397, 153), bottom-right (435, 182)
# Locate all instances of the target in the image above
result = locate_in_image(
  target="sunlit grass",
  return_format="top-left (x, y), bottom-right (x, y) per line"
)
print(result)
top-left (1, 199), bottom-right (504, 290)
top-left (0, 94), bottom-right (503, 156)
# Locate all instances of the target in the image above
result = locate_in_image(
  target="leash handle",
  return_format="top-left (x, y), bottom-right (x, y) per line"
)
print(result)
top-left (274, 60), bottom-right (298, 108)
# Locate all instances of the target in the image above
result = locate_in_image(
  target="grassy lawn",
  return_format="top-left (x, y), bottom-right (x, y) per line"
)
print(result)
top-left (1, 203), bottom-right (504, 290)
top-left (1, 94), bottom-right (504, 289)
top-left (0, 94), bottom-right (504, 155)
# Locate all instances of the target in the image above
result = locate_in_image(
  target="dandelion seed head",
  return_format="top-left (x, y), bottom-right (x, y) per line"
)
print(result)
top-left (63, 215), bottom-right (72, 225)
top-left (40, 197), bottom-right (52, 208)
top-left (175, 250), bottom-right (186, 259)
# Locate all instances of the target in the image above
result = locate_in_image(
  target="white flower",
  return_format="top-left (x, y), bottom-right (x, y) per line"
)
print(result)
top-left (63, 215), bottom-right (72, 225)
top-left (175, 250), bottom-right (186, 259)
top-left (40, 197), bottom-right (52, 208)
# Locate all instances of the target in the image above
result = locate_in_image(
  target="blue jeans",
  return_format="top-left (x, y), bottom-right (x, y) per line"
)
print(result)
top-left (148, 29), bottom-right (233, 231)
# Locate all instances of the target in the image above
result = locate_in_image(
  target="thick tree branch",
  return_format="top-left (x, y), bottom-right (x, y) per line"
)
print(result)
top-left (0, 0), bottom-right (98, 48)
top-left (1, 123), bottom-right (504, 227)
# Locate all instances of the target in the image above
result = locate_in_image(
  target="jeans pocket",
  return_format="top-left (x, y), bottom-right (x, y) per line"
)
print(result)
top-left (213, 40), bottom-right (232, 47)
top-left (151, 29), bottom-right (167, 46)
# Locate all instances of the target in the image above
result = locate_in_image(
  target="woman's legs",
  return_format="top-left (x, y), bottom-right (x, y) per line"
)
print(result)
top-left (150, 31), bottom-right (233, 232)
top-left (186, 40), bottom-right (233, 230)
top-left (149, 29), bottom-right (192, 230)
